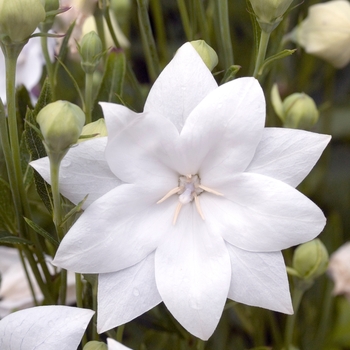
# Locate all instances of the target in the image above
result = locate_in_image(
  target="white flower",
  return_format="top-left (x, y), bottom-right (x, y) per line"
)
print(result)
top-left (0, 246), bottom-right (76, 318)
top-left (328, 242), bottom-right (350, 299)
top-left (0, 33), bottom-right (55, 103)
top-left (0, 306), bottom-right (94, 349)
top-left (288, 0), bottom-right (350, 68)
top-left (31, 43), bottom-right (331, 340)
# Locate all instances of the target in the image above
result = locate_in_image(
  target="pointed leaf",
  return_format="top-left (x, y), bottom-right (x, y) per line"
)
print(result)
top-left (24, 217), bottom-right (59, 247)
top-left (0, 178), bottom-right (16, 233)
top-left (0, 231), bottom-right (32, 245)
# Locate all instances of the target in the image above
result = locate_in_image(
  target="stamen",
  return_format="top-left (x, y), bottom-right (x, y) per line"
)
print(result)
top-left (194, 193), bottom-right (205, 220)
top-left (198, 184), bottom-right (223, 196)
top-left (173, 202), bottom-right (183, 225)
top-left (157, 187), bottom-right (181, 204)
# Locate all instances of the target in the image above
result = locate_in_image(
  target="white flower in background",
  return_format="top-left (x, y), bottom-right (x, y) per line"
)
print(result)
top-left (288, 0), bottom-right (350, 68)
top-left (107, 338), bottom-right (132, 350)
top-left (0, 34), bottom-right (55, 103)
top-left (328, 242), bottom-right (350, 300)
top-left (0, 306), bottom-right (94, 349)
top-left (0, 246), bottom-right (76, 318)
top-left (31, 43), bottom-right (331, 340)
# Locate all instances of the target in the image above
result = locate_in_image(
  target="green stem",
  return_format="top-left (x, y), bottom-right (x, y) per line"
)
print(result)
top-left (40, 35), bottom-right (55, 99)
top-left (196, 339), bottom-right (206, 350)
top-left (216, 0), bottom-right (234, 68)
top-left (84, 73), bottom-right (94, 124)
top-left (194, 0), bottom-right (210, 43)
top-left (136, 0), bottom-right (160, 82)
top-left (92, 281), bottom-right (99, 340)
top-left (116, 324), bottom-right (125, 343)
top-left (253, 30), bottom-right (270, 78)
top-left (177, 0), bottom-right (192, 40)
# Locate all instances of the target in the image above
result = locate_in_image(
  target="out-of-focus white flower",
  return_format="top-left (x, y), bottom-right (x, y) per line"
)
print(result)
top-left (0, 33), bottom-right (55, 103)
top-left (328, 242), bottom-right (350, 299)
top-left (107, 338), bottom-right (132, 350)
top-left (0, 247), bottom-right (76, 318)
top-left (288, 0), bottom-right (350, 68)
top-left (32, 43), bottom-right (330, 340)
top-left (0, 306), bottom-right (94, 349)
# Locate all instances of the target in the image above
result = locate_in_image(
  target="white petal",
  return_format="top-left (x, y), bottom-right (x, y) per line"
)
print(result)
top-left (101, 102), bottom-right (184, 184)
top-left (30, 137), bottom-right (122, 209)
top-left (98, 253), bottom-right (161, 333)
top-left (155, 204), bottom-right (231, 340)
top-left (246, 128), bottom-right (331, 187)
top-left (226, 244), bottom-right (293, 313)
top-left (180, 77), bottom-right (265, 182)
top-left (0, 306), bottom-right (94, 350)
top-left (107, 338), bottom-right (133, 350)
top-left (144, 42), bottom-right (218, 132)
top-left (202, 172), bottom-right (326, 252)
top-left (53, 184), bottom-right (176, 273)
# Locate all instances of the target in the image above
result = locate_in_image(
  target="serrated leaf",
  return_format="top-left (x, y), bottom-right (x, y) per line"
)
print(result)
top-left (34, 78), bottom-right (52, 116)
top-left (24, 217), bottom-right (59, 247)
top-left (92, 49), bottom-right (126, 120)
top-left (0, 231), bottom-right (32, 245)
top-left (0, 177), bottom-right (16, 233)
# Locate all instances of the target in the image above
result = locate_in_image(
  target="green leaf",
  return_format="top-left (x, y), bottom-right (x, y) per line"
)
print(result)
top-left (258, 49), bottom-right (297, 76)
top-left (0, 177), bottom-right (16, 233)
top-left (60, 195), bottom-right (88, 227)
top-left (24, 217), bottom-right (59, 247)
top-left (221, 65), bottom-right (241, 84)
top-left (0, 231), bottom-right (32, 245)
top-left (33, 78), bottom-right (52, 116)
top-left (92, 49), bottom-right (126, 120)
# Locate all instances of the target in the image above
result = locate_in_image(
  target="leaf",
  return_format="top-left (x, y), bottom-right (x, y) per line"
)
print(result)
top-left (0, 231), bottom-right (32, 245)
top-left (24, 217), bottom-right (59, 247)
top-left (258, 49), bottom-right (297, 76)
top-left (92, 49), bottom-right (126, 120)
top-left (0, 177), bottom-right (16, 233)
top-left (24, 108), bottom-right (53, 214)
top-left (60, 194), bottom-right (88, 227)
top-left (33, 78), bottom-right (52, 116)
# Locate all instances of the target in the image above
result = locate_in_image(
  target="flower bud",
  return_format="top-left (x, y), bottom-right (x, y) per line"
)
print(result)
top-left (0, 0), bottom-right (46, 43)
top-left (328, 242), bottom-right (350, 300)
top-left (292, 239), bottom-right (329, 280)
top-left (83, 341), bottom-right (108, 350)
top-left (271, 84), bottom-right (319, 130)
top-left (249, 0), bottom-right (294, 33)
top-left (37, 101), bottom-right (85, 156)
top-left (78, 31), bottom-right (103, 74)
top-left (79, 118), bottom-right (108, 142)
top-left (287, 0), bottom-right (350, 68)
top-left (190, 40), bottom-right (218, 71)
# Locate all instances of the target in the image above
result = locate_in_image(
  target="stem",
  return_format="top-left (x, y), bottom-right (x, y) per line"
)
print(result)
top-left (92, 281), bottom-right (99, 340)
top-left (84, 73), bottom-right (94, 124)
top-left (40, 35), bottom-right (55, 99)
top-left (253, 30), bottom-right (270, 78)
top-left (116, 324), bottom-right (125, 343)
top-left (196, 339), bottom-right (206, 350)
top-left (216, 0), bottom-right (234, 68)
top-left (136, 0), bottom-right (160, 82)
top-left (194, 0), bottom-right (210, 43)
top-left (177, 0), bottom-right (192, 40)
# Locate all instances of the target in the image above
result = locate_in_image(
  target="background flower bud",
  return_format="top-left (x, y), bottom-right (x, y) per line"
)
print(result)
top-left (83, 341), bottom-right (108, 350)
top-left (287, 0), bottom-right (350, 68)
top-left (0, 0), bottom-right (46, 43)
top-left (37, 101), bottom-right (85, 156)
top-left (271, 84), bottom-right (319, 130)
top-left (78, 31), bottom-right (103, 74)
top-left (190, 40), bottom-right (218, 71)
top-left (293, 239), bottom-right (329, 280)
top-left (249, 0), bottom-right (294, 32)
top-left (79, 118), bottom-right (108, 142)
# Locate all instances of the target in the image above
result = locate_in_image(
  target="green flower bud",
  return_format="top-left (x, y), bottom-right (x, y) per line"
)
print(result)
top-left (292, 239), bottom-right (329, 280)
top-left (271, 84), bottom-right (319, 130)
top-left (0, 0), bottom-right (46, 43)
top-left (78, 31), bottom-right (103, 74)
top-left (83, 341), bottom-right (108, 350)
top-left (249, 0), bottom-right (294, 33)
top-left (37, 101), bottom-right (85, 157)
top-left (39, 0), bottom-right (59, 32)
top-left (190, 40), bottom-right (218, 71)
top-left (79, 118), bottom-right (108, 142)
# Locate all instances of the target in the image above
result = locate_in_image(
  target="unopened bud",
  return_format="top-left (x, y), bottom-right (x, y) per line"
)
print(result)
top-left (78, 31), bottom-right (103, 74)
top-left (271, 84), bottom-right (319, 130)
top-left (37, 101), bottom-right (85, 157)
top-left (0, 0), bottom-right (45, 43)
top-left (83, 341), bottom-right (108, 350)
top-left (190, 40), bottom-right (218, 71)
top-left (249, 0), bottom-right (294, 33)
top-left (79, 118), bottom-right (108, 142)
top-left (293, 239), bottom-right (329, 280)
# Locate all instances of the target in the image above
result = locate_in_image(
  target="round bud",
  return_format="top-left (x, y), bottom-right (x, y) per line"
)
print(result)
top-left (83, 341), bottom-right (108, 350)
top-left (78, 31), bottom-right (103, 74)
top-left (0, 0), bottom-right (46, 43)
top-left (293, 239), bottom-right (329, 280)
top-left (190, 40), bottom-right (218, 71)
top-left (37, 101), bottom-right (85, 157)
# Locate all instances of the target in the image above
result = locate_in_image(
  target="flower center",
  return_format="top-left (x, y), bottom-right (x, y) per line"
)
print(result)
top-left (157, 174), bottom-right (223, 224)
